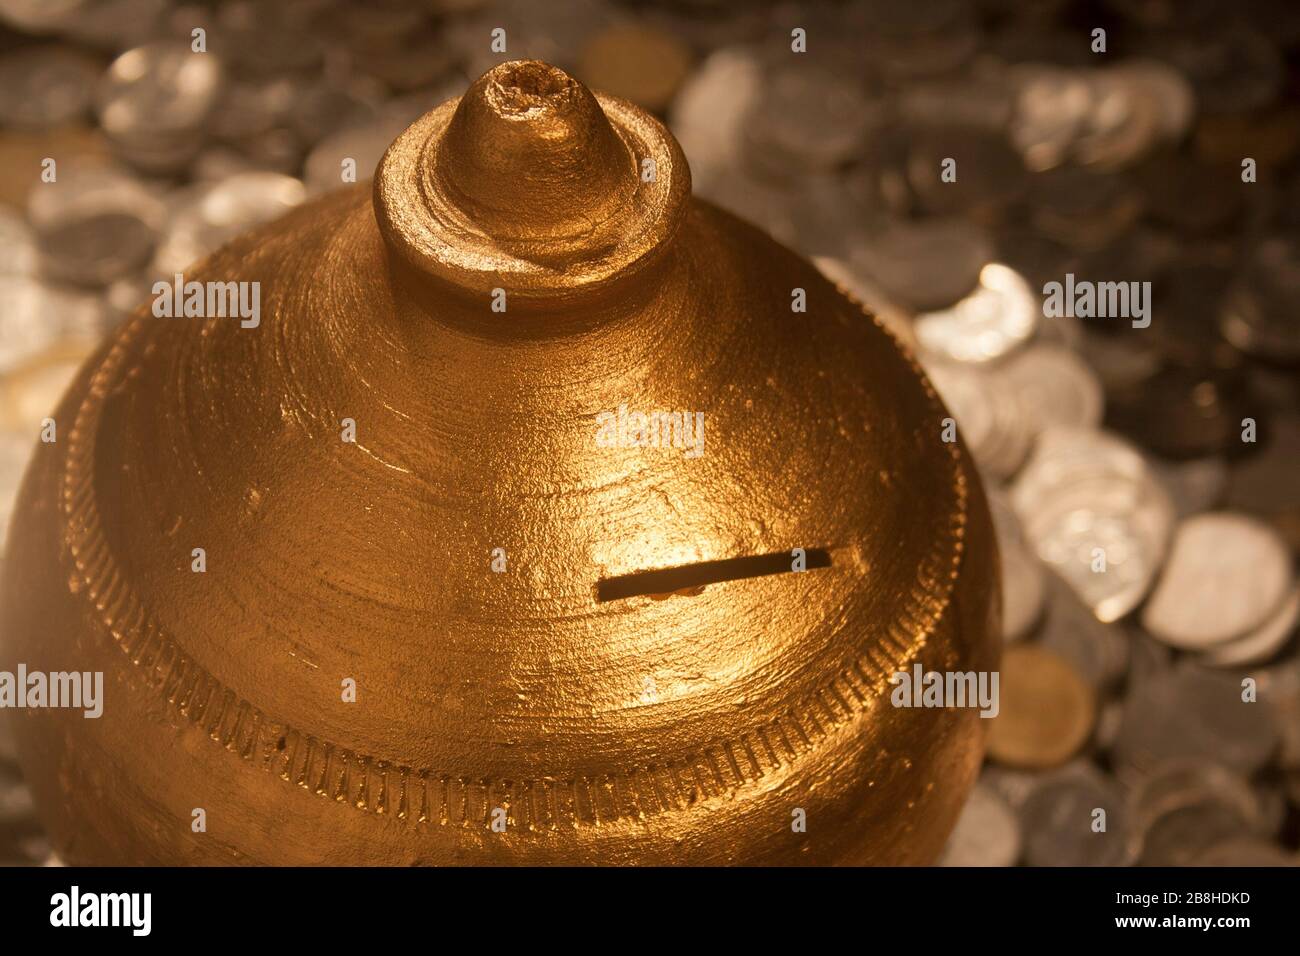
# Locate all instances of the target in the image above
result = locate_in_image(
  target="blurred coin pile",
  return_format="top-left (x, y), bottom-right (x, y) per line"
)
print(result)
top-left (1, 0), bottom-right (1298, 867)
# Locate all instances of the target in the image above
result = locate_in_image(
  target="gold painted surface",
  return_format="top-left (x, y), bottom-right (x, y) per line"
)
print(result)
top-left (0, 61), bottom-right (999, 865)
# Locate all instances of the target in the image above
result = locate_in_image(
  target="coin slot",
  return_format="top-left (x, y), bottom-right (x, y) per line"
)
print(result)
top-left (596, 548), bottom-right (833, 602)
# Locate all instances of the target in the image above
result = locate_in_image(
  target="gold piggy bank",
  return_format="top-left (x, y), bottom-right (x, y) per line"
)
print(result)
top-left (1, 61), bottom-right (998, 865)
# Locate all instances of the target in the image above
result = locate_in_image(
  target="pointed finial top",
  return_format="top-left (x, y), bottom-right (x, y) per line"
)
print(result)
top-left (375, 60), bottom-right (690, 309)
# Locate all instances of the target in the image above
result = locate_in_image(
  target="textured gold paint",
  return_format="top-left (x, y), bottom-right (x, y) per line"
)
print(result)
top-left (0, 61), bottom-right (999, 865)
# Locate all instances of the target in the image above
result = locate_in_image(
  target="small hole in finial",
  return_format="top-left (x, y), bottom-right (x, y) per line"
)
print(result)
top-left (489, 62), bottom-right (575, 115)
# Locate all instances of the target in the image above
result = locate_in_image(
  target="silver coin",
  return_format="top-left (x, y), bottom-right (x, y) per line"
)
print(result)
top-left (1028, 166), bottom-right (1145, 250)
top-left (1009, 65), bottom-right (1094, 172)
top-left (1130, 760), bottom-right (1269, 866)
top-left (59, 283), bottom-right (115, 341)
top-left (938, 782), bottom-right (1021, 867)
top-left (895, 71), bottom-right (1016, 132)
top-left (1011, 427), bottom-right (1173, 623)
top-left (95, 42), bottom-right (224, 171)
top-left (291, 75), bottom-right (386, 147)
top-left (988, 490), bottom-right (1046, 641)
top-left (190, 147), bottom-right (259, 184)
top-left (0, 45), bottom-right (100, 129)
top-left (1113, 667), bottom-right (1280, 780)
top-left (915, 262), bottom-right (1038, 364)
top-left (1203, 585), bottom-right (1299, 668)
top-left (305, 122), bottom-right (400, 196)
top-left (743, 63), bottom-right (879, 177)
top-left (668, 47), bottom-right (763, 193)
top-left (1130, 761), bottom-right (1261, 828)
top-left (1019, 767), bottom-right (1132, 866)
top-left (1002, 343), bottom-right (1104, 437)
top-left (96, 42), bottom-right (224, 136)
top-left (106, 134), bottom-right (210, 176)
top-left (923, 360), bottom-right (1031, 480)
top-left (1072, 69), bottom-right (1162, 170)
top-left (979, 763), bottom-right (1049, 813)
top-left (705, 169), bottom-right (866, 259)
top-left (209, 75), bottom-right (305, 143)
top-left (193, 171), bottom-right (305, 234)
top-left (27, 165), bottom-right (166, 287)
top-left (857, 219), bottom-right (995, 314)
top-left (302, 84), bottom-right (451, 196)
top-left (154, 172), bottom-right (305, 274)
top-left (1138, 801), bottom-right (1259, 866)
top-left (831, 124), bottom-right (904, 221)
top-left (104, 269), bottom-right (157, 320)
top-left (0, 275), bottom-right (99, 373)
top-left (1036, 570), bottom-right (1130, 692)
top-left (1141, 512), bottom-right (1294, 651)
top-left (1109, 59), bottom-right (1196, 144)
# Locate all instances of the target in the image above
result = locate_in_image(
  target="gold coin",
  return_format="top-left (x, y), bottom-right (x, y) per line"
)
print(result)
top-left (987, 644), bottom-right (1096, 769)
top-left (0, 125), bottom-right (107, 210)
top-left (577, 24), bottom-right (693, 114)
top-left (0, 338), bottom-right (96, 436)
